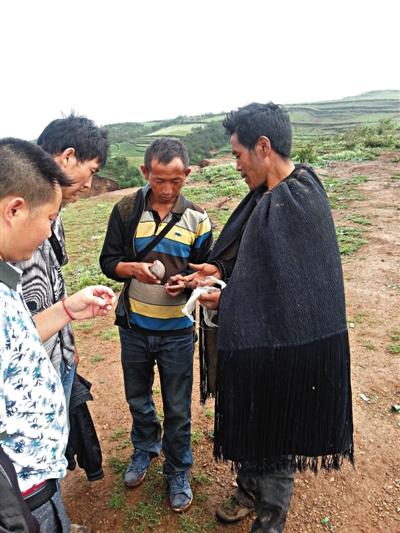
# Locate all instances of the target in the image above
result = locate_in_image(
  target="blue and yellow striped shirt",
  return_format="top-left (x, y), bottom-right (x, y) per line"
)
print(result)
top-left (129, 191), bottom-right (212, 333)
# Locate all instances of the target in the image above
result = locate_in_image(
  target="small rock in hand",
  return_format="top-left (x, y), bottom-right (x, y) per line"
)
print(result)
top-left (149, 260), bottom-right (165, 280)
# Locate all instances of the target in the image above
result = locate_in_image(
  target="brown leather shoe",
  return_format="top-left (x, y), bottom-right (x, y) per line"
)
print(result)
top-left (216, 494), bottom-right (254, 523)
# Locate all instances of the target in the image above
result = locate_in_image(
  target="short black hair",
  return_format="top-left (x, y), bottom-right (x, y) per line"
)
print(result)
top-left (223, 102), bottom-right (292, 158)
top-left (37, 113), bottom-right (109, 167)
top-left (0, 138), bottom-right (71, 207)
top-left (144, 138), bottom-right (189, 170)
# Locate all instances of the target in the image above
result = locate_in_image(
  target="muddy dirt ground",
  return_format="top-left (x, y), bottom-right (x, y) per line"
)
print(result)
top-left (63, 154), bottom-right (400, 532)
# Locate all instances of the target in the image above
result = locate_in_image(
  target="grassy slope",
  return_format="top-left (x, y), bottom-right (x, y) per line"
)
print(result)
top-left (106, 90), bottom-right (399, 161)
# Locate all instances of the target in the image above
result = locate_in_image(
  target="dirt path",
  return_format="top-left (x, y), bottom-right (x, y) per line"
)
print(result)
top-left (63, 154), bottom-right (400, 532)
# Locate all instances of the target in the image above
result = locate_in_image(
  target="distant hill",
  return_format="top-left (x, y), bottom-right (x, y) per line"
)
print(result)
top-left (102, 90), bottom-right (399, 170)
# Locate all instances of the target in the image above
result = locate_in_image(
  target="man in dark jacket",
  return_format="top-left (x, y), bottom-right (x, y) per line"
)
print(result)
top-left (187, 103), bottom-right (354, 532)
top-left (100, 138), bottom-right (212, 512)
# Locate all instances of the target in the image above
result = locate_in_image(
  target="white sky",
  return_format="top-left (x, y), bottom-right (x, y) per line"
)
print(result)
top-left (1, 0), bottom-right (399, 139)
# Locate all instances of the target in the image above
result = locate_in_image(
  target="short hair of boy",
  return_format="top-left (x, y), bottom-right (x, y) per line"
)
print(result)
top-left (223, 102), bottom-right (292, 158)
top-left (0, 138), bottom-right (71, 206)
top-left (37, 113), bottom-right (109, 167)
top-left (144, 138), bottom-right (189, 170)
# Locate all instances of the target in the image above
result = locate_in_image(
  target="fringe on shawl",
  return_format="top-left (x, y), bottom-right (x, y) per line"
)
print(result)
top-left (213, 330), bottom-right (354, 473)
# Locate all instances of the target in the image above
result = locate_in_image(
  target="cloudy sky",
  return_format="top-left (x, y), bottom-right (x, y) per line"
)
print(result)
top-left (1, 0), bottom-right (398, 139)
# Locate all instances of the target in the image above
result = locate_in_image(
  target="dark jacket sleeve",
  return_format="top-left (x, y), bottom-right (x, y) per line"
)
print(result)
top-left (99, 203), bottom-right (128, 283)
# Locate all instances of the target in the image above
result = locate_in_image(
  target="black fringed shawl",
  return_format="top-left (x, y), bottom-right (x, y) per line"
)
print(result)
top-left (209, 165), bottom-right (353, 472)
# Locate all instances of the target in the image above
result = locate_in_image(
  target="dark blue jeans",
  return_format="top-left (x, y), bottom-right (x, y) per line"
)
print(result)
top-left (119, 327), bottom-right (194, 475)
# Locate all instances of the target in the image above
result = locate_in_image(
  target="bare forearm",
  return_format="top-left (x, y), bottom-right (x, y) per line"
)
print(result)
top-left (33, 301), bottom-right (70, 342)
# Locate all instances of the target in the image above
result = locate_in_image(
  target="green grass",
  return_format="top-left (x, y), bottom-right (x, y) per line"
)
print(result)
top-left (361, 340), bottom-right (377, 351)
top-left (204, 407), bottom-right (214, 419)
top-left (90, 353), bottom-right (105, 363)
top-left (388, 331), bottom-right (400, 354)
top-left (322, 175), bottom-right (368, 210)
top-left (391, 172), bottom-right (400, 181)
top-left (111, 428), bottom-right (127, 441)
top-left (336, 227), bottom-right (367, 256)
top-left (62, 198), bottom-right (121, 293)
top-left (192, 472), bottom-right (212, 485)
top-left (107, 479), bottom-right (126, 510)
top-left (346, 213), bottom-right (372, 226)
top-left (108, 456), bottom-right (128, 475)
top-left (191, 429), bottom-right (203, 445)
top-left (98, 328), bottom-right (118, 341)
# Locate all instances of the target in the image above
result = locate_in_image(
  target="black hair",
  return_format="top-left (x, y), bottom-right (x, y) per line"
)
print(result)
top-left (37, 113), bottom-right (109, 167)
top-left (0, 138), bottom-right (71, 206)
top-left (144, 138), bottom-right (189, 170)
top-left (223, 102), bottom-right (292, 158)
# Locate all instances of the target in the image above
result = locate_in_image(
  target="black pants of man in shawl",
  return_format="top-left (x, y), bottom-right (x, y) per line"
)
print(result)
top-left (200, 165), bottom-right (354, 531)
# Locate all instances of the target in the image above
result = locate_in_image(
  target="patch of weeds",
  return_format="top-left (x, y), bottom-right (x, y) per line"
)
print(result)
top-left (178, 513), bottom-right (204, 533)
top-left (111, 428), bottom-right (127, 441)
top-left (191, 429), bottom-right (203, 445)
top-left (204, 407), bottom-right (214, 419)
top-left (153, 387), bottom-right (160, 396)
top-left (108, 456), bottom-right (128, 475)
top-left (322, 175), bottom-right (368, 210)
top-left (390, 330), bottom-right (400, 342)
top-left (157, 409), bottom-right (164, 423)
top-left (390, 172), bottom-right (400, 181)
top-left (116, 439), bottom-right (131, 450)
top-left (126, 501), bottom-right (161, 531)
top-left (73, 321), bottom-right (93, 333)
top-left (347, 213), bottom-right (371, 226)
top-left (99, 328), bottom-right (118, 341)
top-left (354, 313), bottom-right (367, 324)
top-left (336, 226), bottom-right (367, 256)
top-left (192, 472), bottom-right (212, 485)
top-left (107, 478), bottom-right (126, 509)
top-left (361, 340), bottom-right (376, 351)
top-left (91, 353), bottom-right (105, 363)
top-left (387, 329), bottom-right (400, 353)
top-left (388, 343), bottom-right (400, 354)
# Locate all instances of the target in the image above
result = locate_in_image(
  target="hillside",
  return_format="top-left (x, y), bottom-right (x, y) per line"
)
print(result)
top-left (99, 90), bottom-right (399, 183)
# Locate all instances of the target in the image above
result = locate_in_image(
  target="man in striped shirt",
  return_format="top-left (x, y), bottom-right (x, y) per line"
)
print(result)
top-left (100, 138), bottom-right (212, 513)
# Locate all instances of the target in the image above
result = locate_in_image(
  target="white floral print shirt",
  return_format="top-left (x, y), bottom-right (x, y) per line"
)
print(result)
top-left (0, 262), bottom-right (68, 492)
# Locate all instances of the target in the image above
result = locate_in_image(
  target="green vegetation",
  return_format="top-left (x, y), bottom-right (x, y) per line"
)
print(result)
top-left (321, 175), bottom-right (368, 210)
top-left (336, 227), bottom-right (367, 256)
top-left (98, 328), bottom-right (118, 341)
top-left (99, 91), bottom-right (399, 188)
top-left (90, 353), bottom-right (105, 364)
top-left (62, 198), bottom-right (121, 293)
top-left (388, 331), bottom-right (400, 354)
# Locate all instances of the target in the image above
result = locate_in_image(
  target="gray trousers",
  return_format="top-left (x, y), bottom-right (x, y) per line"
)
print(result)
top-left (236, 466), bottom-right (295, 532)
top-left (31, 485), bottom-right (71, 532)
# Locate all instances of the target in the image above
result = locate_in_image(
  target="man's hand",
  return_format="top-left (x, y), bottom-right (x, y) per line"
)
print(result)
top-left (115, 261), bottom-right (161, 284)
top-left (184, 263), bottom-right (221, 289)
top-left (165, 274), bottom-right (186, 297)
top-left (64, 286), bottom-right (116, 320)
top-left (34, 286), bottom-right (116, 343)
top-left (198, 289), bottom-right (221, 310)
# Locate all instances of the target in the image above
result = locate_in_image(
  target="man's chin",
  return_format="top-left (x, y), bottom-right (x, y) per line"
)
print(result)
top-left (61, 195), bottom-right (78, 206)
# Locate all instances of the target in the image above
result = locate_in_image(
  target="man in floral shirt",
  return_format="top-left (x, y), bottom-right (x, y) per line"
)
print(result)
top-left (0, 138), bottom-right (115, 532)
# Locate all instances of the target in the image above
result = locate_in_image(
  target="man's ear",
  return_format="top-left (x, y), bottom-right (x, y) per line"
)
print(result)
top-left (140, 165), bottom-right (149, 179)
top-left (257, 136), bottom-right (272, 158)
top-left (3, 197), bottom-right (28, 224)
top-left (54, 147), bottom-right (75, 169)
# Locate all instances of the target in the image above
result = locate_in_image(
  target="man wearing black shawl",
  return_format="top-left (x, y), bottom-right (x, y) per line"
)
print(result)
top-left (187, 103), bottom-right (354, 532)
